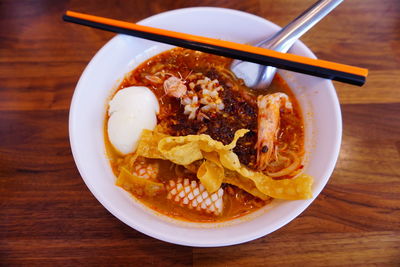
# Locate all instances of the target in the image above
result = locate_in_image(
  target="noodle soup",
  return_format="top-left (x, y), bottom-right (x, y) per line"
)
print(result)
top-left (105, 48), bottom-right (311, 222)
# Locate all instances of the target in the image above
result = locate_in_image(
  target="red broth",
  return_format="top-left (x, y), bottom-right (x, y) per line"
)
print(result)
top-left (105, 48), bottom-right (304, 222)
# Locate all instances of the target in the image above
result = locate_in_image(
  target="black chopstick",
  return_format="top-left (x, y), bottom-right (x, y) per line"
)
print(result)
top-left (63, 11), bottom-right (368, 86)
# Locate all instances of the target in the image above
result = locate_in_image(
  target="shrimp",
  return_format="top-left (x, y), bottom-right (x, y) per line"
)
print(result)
top-left (256, 92), bottom-right (293, 171)
top-left (163, 76), bottom-right (187, 98)
top-left (163, 71), bottom-right (190, 98)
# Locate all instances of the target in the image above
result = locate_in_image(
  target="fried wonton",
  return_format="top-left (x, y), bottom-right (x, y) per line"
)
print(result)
top-left (123, 129), bottom-right (312, 200)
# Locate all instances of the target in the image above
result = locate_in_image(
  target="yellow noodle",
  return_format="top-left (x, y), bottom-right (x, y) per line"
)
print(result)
top-left (267, 152), bottom-right (301, 177)
top-left (278, 142), bottom-right (288, 152)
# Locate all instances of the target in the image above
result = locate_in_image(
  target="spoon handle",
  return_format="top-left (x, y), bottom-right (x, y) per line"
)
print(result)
top-left (251, 0), bottom-right (343, 89)
top-left (259, 0), bottom-right (343, 52)
top-left (231, 0), bottom-right (343, 90)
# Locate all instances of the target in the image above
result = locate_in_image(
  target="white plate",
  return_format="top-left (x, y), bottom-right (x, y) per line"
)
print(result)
top-left (69, 7), bottom-right (342, 247)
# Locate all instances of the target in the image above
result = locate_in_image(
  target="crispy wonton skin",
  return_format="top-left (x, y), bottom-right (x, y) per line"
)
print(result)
top-left (127, 129), bottom-right (313, 200)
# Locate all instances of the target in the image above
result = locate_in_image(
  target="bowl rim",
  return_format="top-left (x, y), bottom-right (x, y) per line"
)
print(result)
top-left (69, 6), bottom-right (342, 247)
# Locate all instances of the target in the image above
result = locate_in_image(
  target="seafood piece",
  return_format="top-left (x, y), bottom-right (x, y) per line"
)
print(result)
top-left (197, 77), bottom-right (225, 113)
top-left (166, 178), bottom-right (224, 215)
top-left (181, 76), bottom-right (225, 120)
top-left (256, 93), bottom-right (293, 171)
top-left (163, 76), bottom-right (187, 98)
top-left (181, 91), bottom-right (200, 120)
top-left (132, 160), bottom-right (159, 180)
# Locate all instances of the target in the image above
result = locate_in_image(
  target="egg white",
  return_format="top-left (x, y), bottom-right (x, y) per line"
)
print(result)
top-left (107, 86), bottom-right (159, 155)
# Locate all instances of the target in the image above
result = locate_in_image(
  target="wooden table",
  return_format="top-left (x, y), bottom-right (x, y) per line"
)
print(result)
top-left (1, 0), bottom-right (399, 265)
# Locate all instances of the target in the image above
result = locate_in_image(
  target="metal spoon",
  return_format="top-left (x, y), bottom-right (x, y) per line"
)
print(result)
top-left (231, 0), bottom-right (343, 90)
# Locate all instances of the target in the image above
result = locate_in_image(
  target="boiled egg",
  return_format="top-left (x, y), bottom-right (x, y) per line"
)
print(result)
top-left (107, 86), bottom-right (159, 155)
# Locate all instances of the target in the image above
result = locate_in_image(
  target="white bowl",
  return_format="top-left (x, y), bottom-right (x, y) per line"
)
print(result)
top-left (69, 7), bottom-right (342, 247)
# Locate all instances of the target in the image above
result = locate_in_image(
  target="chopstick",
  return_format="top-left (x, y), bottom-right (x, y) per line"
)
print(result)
top-left (63, 11), bottom-right (368, 86)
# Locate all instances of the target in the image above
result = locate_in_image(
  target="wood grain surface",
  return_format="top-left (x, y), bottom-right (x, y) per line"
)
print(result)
top-left (1, 0), bottom-right (399, 266)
